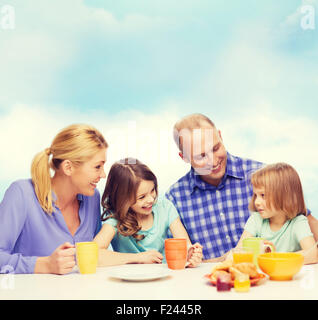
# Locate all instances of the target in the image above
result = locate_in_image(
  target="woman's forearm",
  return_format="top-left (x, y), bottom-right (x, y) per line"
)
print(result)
top-left (34, 256), bottom-right (51, 273)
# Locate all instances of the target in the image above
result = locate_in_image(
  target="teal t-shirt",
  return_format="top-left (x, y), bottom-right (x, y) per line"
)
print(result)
top-left (244, 212), bottom-right (313, 252)
top-left (103, 196), bottom-right (179, 255)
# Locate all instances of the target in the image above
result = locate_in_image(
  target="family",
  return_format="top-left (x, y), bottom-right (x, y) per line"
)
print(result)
top-left (1, 113), bottom-right (317, 274)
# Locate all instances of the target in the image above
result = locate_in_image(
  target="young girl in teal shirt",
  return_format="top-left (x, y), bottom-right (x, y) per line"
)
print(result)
top-left (94, 158), bottom-right (203, 267)
top-left (237, 162), bottom-right (317, 265)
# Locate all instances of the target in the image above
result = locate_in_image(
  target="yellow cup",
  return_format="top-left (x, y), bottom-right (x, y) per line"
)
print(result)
top-left (76, 242), bottom-right (98, 274)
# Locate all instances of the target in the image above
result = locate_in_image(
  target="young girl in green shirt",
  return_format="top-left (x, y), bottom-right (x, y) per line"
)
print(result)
top-left (237, 162), bottom-right (317, 265)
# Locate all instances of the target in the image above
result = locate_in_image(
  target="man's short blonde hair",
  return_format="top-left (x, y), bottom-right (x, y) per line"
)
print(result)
top-left (173, 113), bottom-right (216, 152)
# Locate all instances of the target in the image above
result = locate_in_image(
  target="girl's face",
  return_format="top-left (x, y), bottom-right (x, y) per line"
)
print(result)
top-left (253, 187), bottom-right (274, 219)
top-left (130, 179), bottom-right (156, 216)
top-left (71, 148), bottom-right (107, 196)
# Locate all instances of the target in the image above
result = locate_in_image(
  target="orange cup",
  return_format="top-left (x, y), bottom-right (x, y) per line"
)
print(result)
top-left (232, 248), bottom-right (254, 264)
top-left (165, 238), bottom-right (187, 270)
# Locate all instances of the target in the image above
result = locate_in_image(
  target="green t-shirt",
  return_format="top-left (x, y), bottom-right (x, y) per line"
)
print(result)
top-left (103, 196), bottom-right (179, 256)
top-left (244, 212), bottom-right (313, 252)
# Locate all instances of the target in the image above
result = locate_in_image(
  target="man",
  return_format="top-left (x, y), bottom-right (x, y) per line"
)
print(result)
top-left (166, 113), bottom-right (318, 261)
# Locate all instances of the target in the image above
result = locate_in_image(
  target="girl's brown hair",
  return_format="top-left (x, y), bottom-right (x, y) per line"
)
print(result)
top-left (101, 158), bottom-right (158, 241)
top-left (31, 124), bottom-right (108, 214)
top-left (249, 163), bottom-right (307, 219)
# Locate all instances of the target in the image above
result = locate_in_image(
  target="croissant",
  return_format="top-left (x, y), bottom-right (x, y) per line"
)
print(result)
top-left (229, 266), bottom-right (244, 280)
top-left (210, 270), bottom-right (230, 282)
top-left (233, 262), bottom-right (258, 278)
top-left (210, 259), bottom-right (233, 274)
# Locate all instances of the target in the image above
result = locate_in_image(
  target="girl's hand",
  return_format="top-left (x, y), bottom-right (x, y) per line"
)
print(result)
top-left (186, 243), bottom-right (203, 268)
top-left (48, 242), bottom-right (76, 275)
top-left (136, 250), bottom-right (163, 264)
top-left (263, 240), bottom-right (276, 252)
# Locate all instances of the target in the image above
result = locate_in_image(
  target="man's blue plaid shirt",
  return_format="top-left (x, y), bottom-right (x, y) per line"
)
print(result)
top-left (166, 152), bottom-right (264, 260)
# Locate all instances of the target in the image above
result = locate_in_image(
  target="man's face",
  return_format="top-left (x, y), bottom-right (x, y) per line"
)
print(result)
top-left (180, 126), bottom-right (227, 186)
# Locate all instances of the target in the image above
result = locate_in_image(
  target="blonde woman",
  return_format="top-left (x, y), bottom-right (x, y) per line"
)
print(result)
top-left (0, 124), bottom-right (108, 274)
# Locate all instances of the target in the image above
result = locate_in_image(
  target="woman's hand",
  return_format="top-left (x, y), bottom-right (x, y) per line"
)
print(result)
top-left (35, 242), bottom-right (76, 274)
top-left (136, 250), bottom-right (163, 264)
top-left (47, 242), bottom-right (76, 274)
top-left (186, 243), bottom-right (203, 268)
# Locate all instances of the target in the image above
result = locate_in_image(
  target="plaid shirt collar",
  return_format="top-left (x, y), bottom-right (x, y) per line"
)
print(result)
top-left (188, 152), bottom-right (245, 192)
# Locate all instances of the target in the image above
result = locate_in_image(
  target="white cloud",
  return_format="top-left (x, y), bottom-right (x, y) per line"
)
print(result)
top-left (1, 2), bottom-right (317, 217)
top-left (1, 104), bottom-right (317, 216)
top-left (221, 102), bottom-right (318, 167)
top-left (187, 11), bottom-right (318, 115)
top-left (194, 23), bottom-right (318, 175)
top-left (220, 103), bottom-right (318, 216)
top-left (99, 105), bottom-right (189, 194)
top-left (0, 33), bottom-right (75, 107)
top-left (8, 1), bottom-right (168, 38)
top-left (0, 103), bottom-right (188, 196)
top-left (0, 1), bottom-right (169, 109)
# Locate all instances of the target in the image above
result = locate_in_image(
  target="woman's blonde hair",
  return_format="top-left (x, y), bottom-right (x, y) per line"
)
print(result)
top-left (31, 124), bottom-right (108, 214)
top-left (249, 163), bottom-right (307, 219)
top-left (101, 158), bottom-right (158, 242)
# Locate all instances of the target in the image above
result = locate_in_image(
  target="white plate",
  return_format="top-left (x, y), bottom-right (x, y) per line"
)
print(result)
top-left (107, 264), bottom-right (170, 282)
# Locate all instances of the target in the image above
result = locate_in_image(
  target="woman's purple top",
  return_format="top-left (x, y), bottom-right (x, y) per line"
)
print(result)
top-left (0, 179), bottom-right (102, 274)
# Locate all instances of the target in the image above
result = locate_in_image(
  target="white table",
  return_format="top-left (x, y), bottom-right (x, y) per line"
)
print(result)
top-left (1, 262), bottom-right (318, 300)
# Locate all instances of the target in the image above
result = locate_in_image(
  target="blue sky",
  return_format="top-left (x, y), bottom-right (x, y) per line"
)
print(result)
top-left (0, 0), bottom-right (317, 216)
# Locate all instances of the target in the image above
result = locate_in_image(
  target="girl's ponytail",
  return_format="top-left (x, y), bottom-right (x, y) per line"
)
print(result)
top-left (31, 148), bottom-right (53, 214)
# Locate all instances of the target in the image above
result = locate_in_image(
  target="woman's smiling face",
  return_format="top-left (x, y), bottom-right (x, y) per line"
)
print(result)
top-left (70, 148), bottom-right (107, 196)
